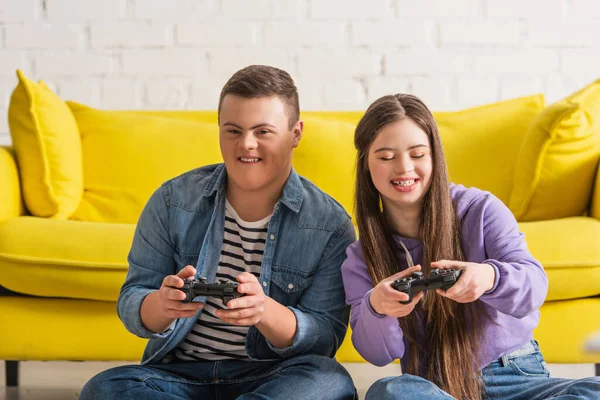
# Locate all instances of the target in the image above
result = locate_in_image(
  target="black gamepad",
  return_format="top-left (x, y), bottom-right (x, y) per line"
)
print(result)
top-left (391, 268), bottom-right (463, 304)
top-left (178, 278), bottom-right (246, 304)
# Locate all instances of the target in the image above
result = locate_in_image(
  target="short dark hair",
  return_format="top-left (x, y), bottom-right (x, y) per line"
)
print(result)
top-left (218, 65), bottom-right (300, 129)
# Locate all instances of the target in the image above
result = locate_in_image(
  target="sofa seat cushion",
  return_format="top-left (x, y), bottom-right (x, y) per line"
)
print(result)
top-left (0, 296), bottom-right (146, 361)
top-left (520, 216), bottom-right (600, 301)
top-left (533, 297), bottom-right (600, 363)
top-left (0, 215), bottom-right (596, 306)
top-left (0, 216), bottom-right (132, 301)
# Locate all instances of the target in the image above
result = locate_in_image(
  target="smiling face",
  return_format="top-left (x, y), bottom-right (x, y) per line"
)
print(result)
top-left (219, 94), bottom-right (302, 196)
top-left (367, 117), bottom-right (433, 212)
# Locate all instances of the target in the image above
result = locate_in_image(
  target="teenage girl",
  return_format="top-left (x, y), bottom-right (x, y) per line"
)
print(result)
top-left (341, 93), bottom-right (600, 399)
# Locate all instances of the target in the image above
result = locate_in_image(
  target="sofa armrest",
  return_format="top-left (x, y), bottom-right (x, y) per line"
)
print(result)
top-left (591, 160), bottom-right (600, 220)
top-left (0, 146), bottom-right (26, 221)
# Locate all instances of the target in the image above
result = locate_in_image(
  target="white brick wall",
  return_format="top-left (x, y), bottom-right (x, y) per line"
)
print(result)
top-left (103, 78), bottom-right (140, 109)
top-left (350, 21), bottom-right (430, 47)
top-left (6, 24), bottom-right (84, 48)
top-left (310, 0), bottom-right (393, 20)
top-left (485, 0), bottom-right (565, 18)
top-left (58, 78), bottom-right (102, 106)
top-left (439, 20), bottom-right (522, 46)
top-left (0, 51), bottom-right (32, 76)
top-left (264, 22), bottom-right (347, 46)
top-left (177, 22), bottom-right (259, 46)
top-left (91, 23), bottom-right (172, 48)
top-left (132, 0), bottom-right (218, 21)
top-left (222, 0), bottom-right (271, 19)
top-left (0, 0), bottom-right (39, 23)
top-left (297, 48), bottom-right (381, 77)
top-left (36, 52), bottom-right (114, 76)
top-left (122, 49), bottom-right (206, 76)
top-left (46, 0), bottom-right (127, 22)
top-left (1, 0), bottom-right (600, 143)
top-left (207, 48), bottom-right (294, 77)
top-left (397, 0), bottom-right (480, 17)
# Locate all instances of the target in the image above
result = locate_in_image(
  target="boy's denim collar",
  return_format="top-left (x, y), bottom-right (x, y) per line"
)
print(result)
top-left (202, 163), bottom-right (304, 213)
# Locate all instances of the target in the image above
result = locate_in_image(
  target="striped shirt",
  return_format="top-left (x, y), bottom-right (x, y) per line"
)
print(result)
top-left (166, 200), bottom-right (270, 362)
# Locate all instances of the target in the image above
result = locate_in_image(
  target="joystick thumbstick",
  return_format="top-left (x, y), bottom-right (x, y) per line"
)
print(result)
top-left (411, 271), bottom-right (423, 278)
top-left (430, 268), bottom-right (439, 276)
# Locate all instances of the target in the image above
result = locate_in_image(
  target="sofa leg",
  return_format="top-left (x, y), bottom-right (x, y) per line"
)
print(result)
top-left (6, 360), bottom-right (19, 387)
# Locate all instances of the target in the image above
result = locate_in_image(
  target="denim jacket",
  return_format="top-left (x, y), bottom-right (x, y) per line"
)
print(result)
top-left (117, 163), bottom-right (356, 365)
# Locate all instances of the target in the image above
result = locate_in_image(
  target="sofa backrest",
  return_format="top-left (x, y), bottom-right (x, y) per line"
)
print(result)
top-left (63, 95), bottom-right (543, 224)
top-left (12, 68), bottom-right (600, 225)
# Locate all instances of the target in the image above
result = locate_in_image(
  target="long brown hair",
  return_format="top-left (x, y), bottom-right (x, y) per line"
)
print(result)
top-left (354, 94), bottom-right (486, 400)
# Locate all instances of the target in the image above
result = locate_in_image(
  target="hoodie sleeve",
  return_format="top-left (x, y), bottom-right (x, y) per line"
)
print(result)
top-left (341, 241), bottom-right (406, 366)
top-left (474, 193), bottom-right (549, 318)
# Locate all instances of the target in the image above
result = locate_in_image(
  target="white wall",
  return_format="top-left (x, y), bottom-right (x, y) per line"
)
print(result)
top-left (1, 0), bottom-right (600, 145)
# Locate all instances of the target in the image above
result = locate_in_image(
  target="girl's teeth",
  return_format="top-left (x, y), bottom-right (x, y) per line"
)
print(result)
top-left (241, 158), bottom-right (259, 162)
top-left (393, 180), bottom-right (415, 186)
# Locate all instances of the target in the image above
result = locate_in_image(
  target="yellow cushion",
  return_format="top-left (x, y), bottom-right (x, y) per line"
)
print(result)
top-left (0, 146), bottom-right (25, 220)
top-left (0, 297), bottom-right (145, 361)
top-left (294, 115), bottom-right (357, 214)
top-left (593, 162), bottom-right (600, 219)
top-left (519, 217), bottom-right (600, 301)
top-left (510, 79), bottom-right (600, 221)
top-left (435, 95), bottom-right (545, 206)
top-left (68, 103), bottom-right (223, 223)
top-left (133, 110), bottom-right (218, 125)
top-left (0, 216), bottom-right (132, 301)
top-left (8, 70), bottom-right (83, 219)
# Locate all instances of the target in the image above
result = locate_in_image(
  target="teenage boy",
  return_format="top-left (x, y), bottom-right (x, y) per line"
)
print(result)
top-left (80, 65), bottom-right (357, 400)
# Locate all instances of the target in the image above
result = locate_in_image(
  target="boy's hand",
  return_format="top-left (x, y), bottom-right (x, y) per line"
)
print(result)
top-left (216, 272), bottom-right (266, 326)
top-left (369, 265), bottom-right (424, 318)
top-left (158, 265), bottom-right (204, 319)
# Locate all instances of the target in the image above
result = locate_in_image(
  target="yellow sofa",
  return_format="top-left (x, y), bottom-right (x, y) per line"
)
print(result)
top-left (1, 71), bottom-right (600, 386)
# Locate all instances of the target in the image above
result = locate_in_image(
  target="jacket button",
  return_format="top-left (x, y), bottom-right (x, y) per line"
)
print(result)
top-left (288, 283), bottom-right (294, 289)
top-left (263, 281), bottom-right (267, 287)
top-left (270, 234), bottom-right (275, 241)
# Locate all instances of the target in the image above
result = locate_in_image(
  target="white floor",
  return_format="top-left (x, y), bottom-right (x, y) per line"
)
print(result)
top-left (0, 361), bottom-right (596, 399)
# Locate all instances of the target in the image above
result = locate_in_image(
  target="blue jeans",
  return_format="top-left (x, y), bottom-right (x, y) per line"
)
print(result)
top-left (80, 354), bottom-right (356, 400)
top-left (366, 341), bottom-right (600, 399)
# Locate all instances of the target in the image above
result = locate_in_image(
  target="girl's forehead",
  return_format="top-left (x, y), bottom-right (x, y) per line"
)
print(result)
top-left (371, 121), bottom-right (429, 148)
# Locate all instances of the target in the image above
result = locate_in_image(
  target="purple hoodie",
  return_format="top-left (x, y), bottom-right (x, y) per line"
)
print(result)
top-left (341, 184), bottom-right (549, 370)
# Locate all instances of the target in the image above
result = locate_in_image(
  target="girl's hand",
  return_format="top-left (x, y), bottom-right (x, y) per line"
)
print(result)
top-left (369, 265), bottom-right (424, 318)
top-left (431, 260), bottom-right (495, 303)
